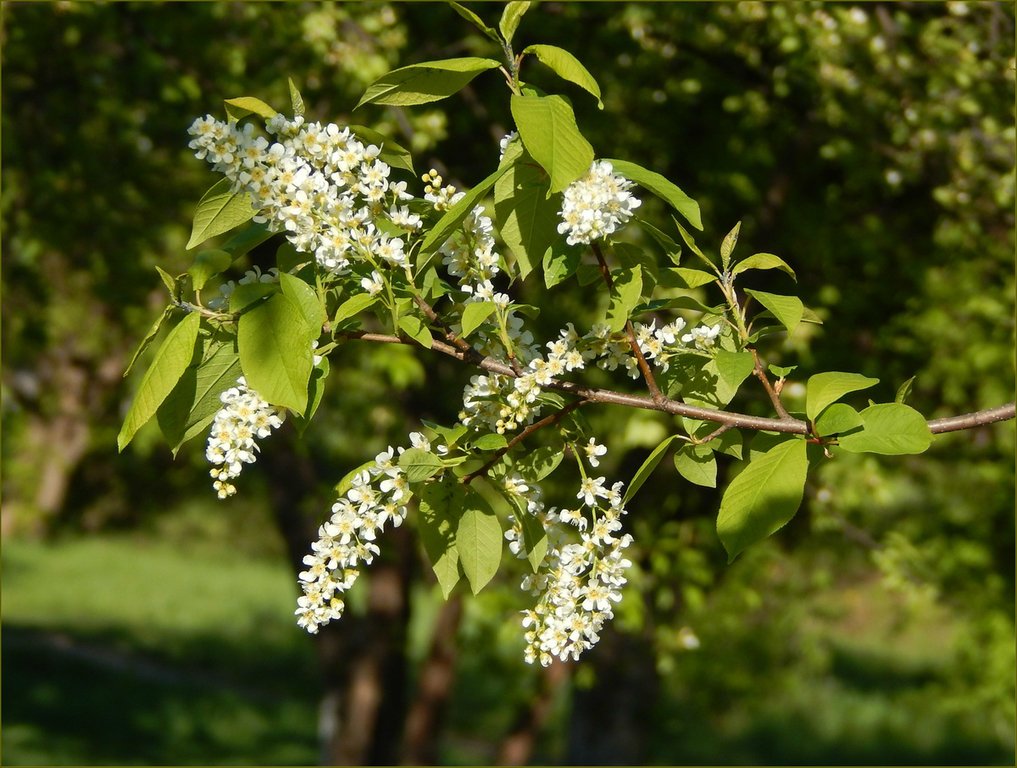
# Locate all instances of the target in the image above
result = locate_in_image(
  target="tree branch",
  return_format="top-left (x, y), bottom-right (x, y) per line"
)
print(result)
top-left (749, 348), bottom-right (792, 421)
top-left (335, 332), bottom-right (1016, 438)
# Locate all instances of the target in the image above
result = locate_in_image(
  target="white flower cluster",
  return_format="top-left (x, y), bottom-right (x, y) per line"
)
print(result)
top-left (558, 160), bottom-right (642, 246)
top-left (514, 451), bottom-right (633, 666)
top-left (206, 376), bottom-right (285, 499)
top-left (459, 318), bottom-right (724, 434)
top-left (295, 432), bottom-right (444, 634)
top-left (187, 114), bottom-right (420, 275)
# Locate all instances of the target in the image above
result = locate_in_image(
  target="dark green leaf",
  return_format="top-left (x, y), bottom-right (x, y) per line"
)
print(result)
top-left (188, 249), bottom-right (232, 291)
top-left (348, 124), bottom-right (415, 174)
top-left (124, 307), bottom-right (173, 378)
top-left (420, 165), bottom-right (511, 255)
top-left (625, 434), bottom-right (680, 502)
top-left (229, 281), bottom-right (277, 313)
top-left (513, 445), bottom-right (564, 482)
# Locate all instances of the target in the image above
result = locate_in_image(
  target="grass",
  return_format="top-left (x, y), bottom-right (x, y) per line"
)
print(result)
top-left (2, 535), bottom-right (320, 765)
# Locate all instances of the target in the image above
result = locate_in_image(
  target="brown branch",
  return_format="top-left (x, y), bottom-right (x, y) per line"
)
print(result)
top-left (462, 400), bottom-right (587, 484)
top-left (591, 243), bottom-right (664, 403)
top-left (750, 348), bottom-right (792, 421)
top-left (413, 295), bottom-right (475, 356)
top-left (335, 332), bottom-right (1016, 438)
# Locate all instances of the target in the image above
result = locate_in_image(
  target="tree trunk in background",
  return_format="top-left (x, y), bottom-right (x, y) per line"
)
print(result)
top-left (264, 430), bottom-right (414, 765)
top-left (496, 660), bottom-right (571, 765)
top-left (400, 596), bottom-right (463, 765)
top-left (565, 628), bottom-right (659, 765)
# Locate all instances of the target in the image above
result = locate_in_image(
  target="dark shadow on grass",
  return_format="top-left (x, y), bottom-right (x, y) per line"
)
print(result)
top-left (2, 624), bottom-right (320, 765)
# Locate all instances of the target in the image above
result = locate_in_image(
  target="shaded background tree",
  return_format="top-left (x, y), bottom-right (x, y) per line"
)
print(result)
top-left (2, 2), bottom-right (1013, 765)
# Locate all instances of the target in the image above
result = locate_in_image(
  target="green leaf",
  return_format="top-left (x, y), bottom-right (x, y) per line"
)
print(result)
top-left (124, 307), bottom-right (173, 378)
top-left (288, 77), bottom-right (305, 117)
top-left (714, 350), bottom-right (755, 390)
top-left (511, 93), bottom-right (594, 193)
top-left (472, 432), bottom-right (508, 451)
top-left (813, 403), bottom-right (863, 437)
top-left (604, 158), bottom-right (702, 230)
top-left (744, 289), bottom-right (804, 336)
top-left (419, 479), bottom-right (464, 598)
top-left (347, 124), bottom-right (415, 174)
top-left (625, 434), bottom-right (680, 503)
top-left (461, 301), bottom-right (497, 338)
top-left (837, 403), bottom-right (933, 455)
top-left (542, 247), bottom-right (580, 289)
top-left (606, 265), bottom-right (642, 333)
top-left (612, 242), bottom-right (659, 293)
top-left (157, 333), bottom-right (243, 454)
top-left (118, 312), bottom-right (201, 451)
top-left (670, 267), bottom-right (716, 290)
top-left (293, 358), bottom-right (330, 434)
top-left (493, 143), bottom-right (563, 281)
top-left (731, 252), bottom-right (797, 281)
top-left (717, 438), bottom-right (808, 561)
top-left (706, 428), bottom-right (743, 459)
top-left (334, 293), bottom-right (378, 325)
top-left (674, 444), bottom-right (717, 488)
top-left (399, 447), bottom-right (445, 482)
top-left (805, 371), bottom-right (880, 421)
top-left (220, 221), bottom-right (273, 258)
top-left (279, 272), bottom-right (326, 333)
top-left (640, 219), bottom-right (683, 265)
top-left (449, 1), bottom-right (500, 43)
top-left (398, 315), bottom-right (433, 349)
top-left (229, 281), bottom-right (278, 313)
top-left (456, 489), bottom-right (503, 595)
top-left (895, 376), bottom-right (916, 404)
top-left (499, 2), bottom-right (531, 44)
top-left (335, 460), bottom-right (378, 498)
top-left (720, 221), bottom-right (740, 269)
top-left (768, 364), bottom-right (797, 378)
top-left (223, 96), bottom-right (278, 121)
top-left (517, 507), bottom-right (548, 572)
top-left (188, 249), bottom-right (233, 291)
top-left (523, 44), bottom-right (603, 109)
top-left (356, 57), bottom-right (501, 109)
top-left (237, 293), bottom-right (313, 412)
top-left (513, 445), bottom-right (564, 482)
top-left (187, 178), bottom-right (256, 250)
top-left (420, 164), bottom-right (511, 255)
top-left (673, 217), bottom-right (709, 259)
top-left (155, 266), bottom-right (179, 299)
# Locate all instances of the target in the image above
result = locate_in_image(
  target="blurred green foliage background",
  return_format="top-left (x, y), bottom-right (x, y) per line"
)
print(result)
top-left (2, 2), bottom-right (1014, 765)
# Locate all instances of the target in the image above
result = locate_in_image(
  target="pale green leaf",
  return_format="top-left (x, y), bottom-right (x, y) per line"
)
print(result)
top-left (731, 252), bottom-right (797, 281)
top-left (461, 301), bottom-right (497, 338)
top-left (118, 312), bottom-right (201, 451)
top-left (223, 96), bottom-right (278, 120)
top-left (714, 350), bottom-right (755, 390)
top-left (456, 489), bottom-right (503, 594)
top-left (717, 438), bottom-right (808, 561)
top-left (499, 2), bottom-right (531, 43)
top-left (745, 288), bottom-right (804, 336)
top-left (625, 434), bottom-right (680, 502)
top-left (513, 445), bottom-right (564, 482)
top-left (606, 265), bottom-right (642, 333)
top-left (895, 376), bottom-right (916, 404)
top-left (720, 221), bottom-right (740, 269)
top-left (419, 479), bottom-right (464, 598)
top-left (605, 158), bottom-right (702, 230)
top-left (399, 447), bottom-right (445, 482)
top-left (813, 403), bottom-right (863, 437)
top-left (805, 371), bottom-right (880, 421)
top-left (449, 1), bottom-right (501, 43)
top-left (333, 293), bottom-right (378, 325)
top-left (356, 57), bottom-right (501, 109)
top-left (288, 77), bottom-right (305, 117)
top-left (280, 272), bottom-right (326, 333)
top-left (188, 249), bottom-right (232, 291)
top-left (220, 221), bottom-right (273, 258)
top-left (237, 293), bottom-right (313, 412)
top-left (670, 267), bottom-right (716, 289)
top-left (399, 315), bottom-right (433, 349)
top-left (348, 124), bottom-right (415, 174)
top-left (837, 403), bottom-right (933, 455)
top-left (229, 281), bottom-right (277, 313)
top-left (335, 460), bottom-right (378, 498)
top-left (471, 432), bottom-right (508, 451)
top-left (420, 164), bottom-right (511, 255)
top-left (517, 507), bottom-right (548, 572)
top-left (523, 44), bottom-right (603, 109)
top-left (511, 93), bottom-right (594, 193)
top-left (187, 178), bottom-right (256, 250)
top-left (124, 307), bottom-right (173, 378)
top-left (674, 444), bottom-right (717, 488)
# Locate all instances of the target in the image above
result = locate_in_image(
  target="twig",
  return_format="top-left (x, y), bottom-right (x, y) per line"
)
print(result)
top-left (591, 242), bottom-right (664, 403)
top-left (750, 348), bottom-right (792, 421)
top-left (335, 332), bottom-right (1016, 437)
top-left (462, 400), bottom-right (587, 484)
